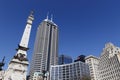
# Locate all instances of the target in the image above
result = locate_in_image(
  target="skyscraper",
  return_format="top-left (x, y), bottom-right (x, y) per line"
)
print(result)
top-left (59, 54), bottom-right (72, 65)
top-left (30, 16), bottom-right (58, 79)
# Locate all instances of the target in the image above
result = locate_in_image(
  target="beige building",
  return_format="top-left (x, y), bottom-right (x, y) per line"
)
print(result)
top-left (85, 55), bottom-right (99, 80)
top-left (98, 43), bottom-right (120, 80)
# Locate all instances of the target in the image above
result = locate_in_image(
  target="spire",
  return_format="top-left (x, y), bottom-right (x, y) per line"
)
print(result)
top-left (27, 11), bottom-right (34, 25)
top-left (46, 12), bottom-right (49, 20)
top-left (51, 14), bottom-right (53, 22)
top-left (13, 11), bottom-right (34, 61)
top-left (30, 10), bottom-right (34, 15)
top-left (17, 11), bottom-right (34, 52)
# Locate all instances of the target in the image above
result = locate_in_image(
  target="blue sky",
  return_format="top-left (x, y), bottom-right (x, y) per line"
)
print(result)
top-left (1, 0), bottom-right (120, 70)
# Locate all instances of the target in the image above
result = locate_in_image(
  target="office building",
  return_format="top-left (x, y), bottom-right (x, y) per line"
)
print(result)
top-left (85, 55), bottom-right (99, 80)
top-left (29, 15), bottom-right (58, 79)
top-left (74, 55), bottom-right (86, 62)
top-left (98, 43), bottom-right (120, 80)
top-left (50, 61), bottom-right (90, 80)
top-left (59, 54), bottom-right (72, 65)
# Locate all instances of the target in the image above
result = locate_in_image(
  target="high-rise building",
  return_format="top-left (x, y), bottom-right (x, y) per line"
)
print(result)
top-left (50, 61), bottom-right (90, 80)
top-left (74, 55), bottom-right (86, 62)
top-left (85, 55), bottom-right (99, 80)
top-left (59, 54), bottom-right (72, 65)
top-left (4, 11), bottom-right (34, 80)
top-left (98, 43), bottom-right (120, 80)
top-left (30, 16), bottom-right (58, 79)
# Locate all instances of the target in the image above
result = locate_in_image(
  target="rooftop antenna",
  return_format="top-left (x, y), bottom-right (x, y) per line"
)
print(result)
top-left (46, 12), bottom-right (49, 20)
top-left (51, 14), bottom-right (53, 22)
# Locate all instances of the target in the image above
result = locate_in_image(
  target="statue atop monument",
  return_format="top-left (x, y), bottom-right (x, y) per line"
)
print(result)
top-left (0, 56), bottom-right (5, 71)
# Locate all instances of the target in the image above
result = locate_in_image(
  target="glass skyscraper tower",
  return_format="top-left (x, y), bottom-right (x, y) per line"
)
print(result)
top-left (29, 16), bottom-right (58, 79)
top-left (59, 54), bottom-right (72, 65)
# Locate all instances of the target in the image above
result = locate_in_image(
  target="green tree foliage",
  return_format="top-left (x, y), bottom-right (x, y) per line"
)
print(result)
top-left (81, 75), bottom-right (91, 80)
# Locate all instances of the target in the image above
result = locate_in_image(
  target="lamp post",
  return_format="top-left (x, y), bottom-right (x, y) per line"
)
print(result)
top-left (42, 70), bottom-right (46, 80)
top-left (42, 70), bottom-right (49, 80)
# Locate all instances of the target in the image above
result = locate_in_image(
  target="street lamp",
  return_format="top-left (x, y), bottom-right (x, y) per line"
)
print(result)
top-left (42, 70), bottom-right (46, 80)
top-left (42, 70), bottom-right (49, 80)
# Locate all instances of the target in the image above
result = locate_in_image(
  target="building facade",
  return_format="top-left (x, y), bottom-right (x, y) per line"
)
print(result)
top-left (29, 17), bottom-right (58, 79)
top-left (50, 61), bottom-right (90, 80)
top-left (59, 54), bottom-right (72, 65)
top-left (85, 55), bottom-right (99, 80)
top-left (98, 43), bottom-right (120, 80)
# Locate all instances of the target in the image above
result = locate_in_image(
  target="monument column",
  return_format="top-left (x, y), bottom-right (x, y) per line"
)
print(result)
top-left (4, 11), bottom-right (34, 80)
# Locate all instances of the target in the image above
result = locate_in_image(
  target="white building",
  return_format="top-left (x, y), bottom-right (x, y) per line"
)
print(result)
top-left (85, 55), bottom-right (99, 80)
top-left (50, 61), bottom-right (90, 80)
top-left (98, 43), bottom-right (120, 80)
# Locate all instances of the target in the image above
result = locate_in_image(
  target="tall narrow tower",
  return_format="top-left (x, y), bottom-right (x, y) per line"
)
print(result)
top-left (29, 15), bottom-right (58, 79)
top-left (4, 12), bottom-right (34, 80)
